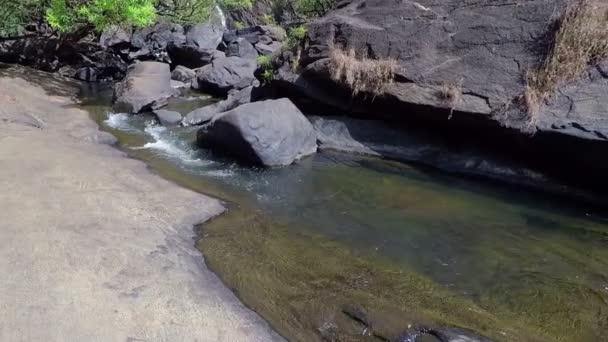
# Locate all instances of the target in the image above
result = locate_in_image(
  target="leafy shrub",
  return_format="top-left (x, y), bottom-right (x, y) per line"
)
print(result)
top-left (156, 0), bottom-right (215, 24)
top-left (0, 1), bottom-right (44, 37)
top-left (296, 0), bottom-right (335, 17)
top-left (46, 0), bottom-right (156, 32)
top-left (219, 0), bottom-right (253, 11)
top-left (286, 25), bottom-right (307, 49)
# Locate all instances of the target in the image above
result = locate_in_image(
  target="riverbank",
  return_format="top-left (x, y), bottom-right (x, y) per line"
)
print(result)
top-left (0, 65), bottom-right (282, 341)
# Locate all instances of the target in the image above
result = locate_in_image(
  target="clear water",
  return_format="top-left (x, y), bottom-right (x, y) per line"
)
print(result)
top-left (79, 86), bottom-right (608, 342)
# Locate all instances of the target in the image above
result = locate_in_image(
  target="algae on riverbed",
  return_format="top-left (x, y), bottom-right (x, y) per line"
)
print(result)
top-left (198, 206), bottom-right (608, 342)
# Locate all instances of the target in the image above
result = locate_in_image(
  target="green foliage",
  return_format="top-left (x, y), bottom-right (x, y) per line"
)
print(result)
top-left (261, 13), bottom-right (276, 25)
top-left (286, 25), bottom-right (307, 49)
top-left (0, 0), bottom-right (43, 37)
top-left (261, 69), bottom-right (274, 83)
top-left (156, 0), bottom-right (214, 25)
top-left (256, 54), bottom-right (272, 69)
top-left (256, 54), bottom-right (274, 83)
top-left (233, 21), bottom-right (246, 30)
top-left (295, 0), bottom-right (335, 17)
top-left (218, 0), bottom-right (253, 11)
top-left (46, 0), bottom-right (156, 32)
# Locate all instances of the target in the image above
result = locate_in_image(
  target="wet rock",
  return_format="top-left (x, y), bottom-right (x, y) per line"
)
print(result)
top-left (75, 67), bottom-right (97, 82)
top-left (197, 98), bottom-right (317, 166)
top-left (226, 38), bottom-right (258, 60)
top-left (167, 24), bottom-right (223, 69)
top-left (309, 116), bottom-right (595, 196)
top-left (184, 86), bottom-right (262, 125)
top-left (193, 57), bottom-right (257, 96)
top-left (171, 65), bottom-right (196, 83)
top-left (113, 62), bottom-right (176, 113)
top-left (154, 109), bottom-right (182, 127)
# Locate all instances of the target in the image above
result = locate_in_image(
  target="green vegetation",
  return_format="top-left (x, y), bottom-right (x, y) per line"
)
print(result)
top-left (0, 1), bottom-right (44, 37)
top-left (261, 13), bottom-right (276, 25)
top-left (525, 0), bottom-right (608, 119)
top-left (156, 0), bottom-right (215, 25)
top-left (218, 0), bottom-right (253, 11)
top-left (46, 0), bottom-right (156, 32)
top-left (233, 21), bottom-right (245, 30)
top-left (0, 0), bottom-right (253, 36)
top-left (285, 25), bottom-right (307, 49)
top-left (256, 54), bottom-right (274, 83)
top-left (295, 0), bottom-right (335, 17)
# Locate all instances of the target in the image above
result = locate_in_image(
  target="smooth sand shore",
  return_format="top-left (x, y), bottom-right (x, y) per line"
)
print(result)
top-left (0, 67), bottom-right (283, 341)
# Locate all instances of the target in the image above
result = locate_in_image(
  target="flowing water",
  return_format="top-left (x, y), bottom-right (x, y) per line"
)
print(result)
top-left (77, 85), bottom-right (608, 342)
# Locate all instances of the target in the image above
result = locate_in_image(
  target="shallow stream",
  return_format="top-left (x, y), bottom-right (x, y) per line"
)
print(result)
top-left (79, 84), bottom-right (608, 341)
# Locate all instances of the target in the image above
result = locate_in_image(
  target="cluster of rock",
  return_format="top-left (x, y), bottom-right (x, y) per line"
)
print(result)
top-left (0, 22), bottom-right (284, 83)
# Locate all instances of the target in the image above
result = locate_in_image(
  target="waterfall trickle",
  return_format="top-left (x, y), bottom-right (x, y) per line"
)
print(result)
top-left (215, 4), bottom-right (227, 28)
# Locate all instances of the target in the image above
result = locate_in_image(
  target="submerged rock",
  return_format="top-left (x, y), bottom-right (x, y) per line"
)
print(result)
top-left (197, 98), bottom-right (317, 166)
top-left (154, 109), bottom-right (182, 127)
top-left (184, 86), bottom-right (262, 126)
top-left (113, 62), bottom-right (176, 113)
top-left (193, 56), bottom-right (257, 96)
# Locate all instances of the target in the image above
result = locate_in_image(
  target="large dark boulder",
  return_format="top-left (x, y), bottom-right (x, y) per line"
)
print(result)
top-left (167, 24), bottom-right (223, 69)
top-left (197, 98), bottom-right (317, 166)
top-left (113, 62), bottom-right (177, 113)
top-left (193, 56), bottom-right (257, 95)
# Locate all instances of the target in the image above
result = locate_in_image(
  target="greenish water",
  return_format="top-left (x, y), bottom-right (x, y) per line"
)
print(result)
top-left (77, 85), bottom-right (608, 341)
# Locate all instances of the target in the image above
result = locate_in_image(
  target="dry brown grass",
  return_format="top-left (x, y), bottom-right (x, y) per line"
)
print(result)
top-left (329, 46), bottom-right (397, 97)
top-left (526, 0), bottom-right (608, 117)
top-left (437, 82), bottom-right (463, 118)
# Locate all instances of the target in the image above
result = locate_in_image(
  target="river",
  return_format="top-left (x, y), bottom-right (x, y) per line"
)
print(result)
top-left (80, 83), bottom-right (608, 341)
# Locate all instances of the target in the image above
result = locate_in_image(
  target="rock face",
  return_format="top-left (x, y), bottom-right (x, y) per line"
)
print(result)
top-left (274, 0), bottom-right (608, 193)
top-left (167, 24), bottom-right (224, 69)
top-left (197, 98), bottom-right (317, 166)
top-left (193, 57), bottom-right (257, 95)
top-left (113, 62), bottom-right (176, 113)
top-left (131, 22), bottom-right (185, 62)
top-left (300, 0), bottom-right (567, 116)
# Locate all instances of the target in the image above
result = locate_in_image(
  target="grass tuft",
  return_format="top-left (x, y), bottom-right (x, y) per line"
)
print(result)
top-left (526, 0), bottom-right (608, 118)
top-left (437, 82), bottom-right (462, 119)
top-left (329, 46), bottom-right (397, 97)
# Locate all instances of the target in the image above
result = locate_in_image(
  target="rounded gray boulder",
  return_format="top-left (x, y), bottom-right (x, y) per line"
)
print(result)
top-left (197, 98), bottom-right (317, 166)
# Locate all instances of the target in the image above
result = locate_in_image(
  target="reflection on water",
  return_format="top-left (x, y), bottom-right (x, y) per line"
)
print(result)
top-left (79, 84), bottom-right (608, 341)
